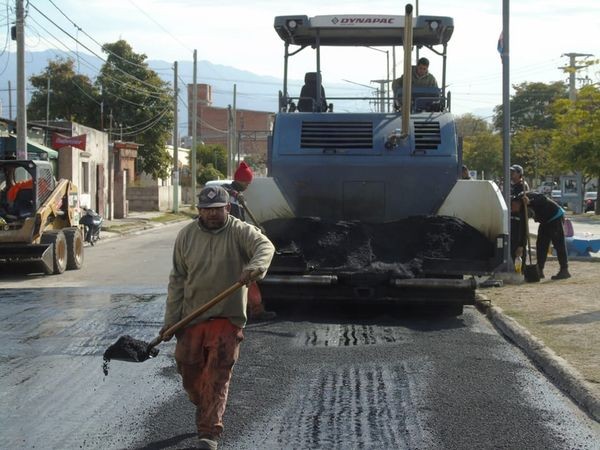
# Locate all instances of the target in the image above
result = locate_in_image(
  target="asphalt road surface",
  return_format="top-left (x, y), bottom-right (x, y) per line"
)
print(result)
top-left (1, 221), bottom-right (599, 449)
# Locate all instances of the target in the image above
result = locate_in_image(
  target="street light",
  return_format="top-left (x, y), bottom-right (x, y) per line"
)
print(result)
top-left (366, 46), bottom-right (390, 112)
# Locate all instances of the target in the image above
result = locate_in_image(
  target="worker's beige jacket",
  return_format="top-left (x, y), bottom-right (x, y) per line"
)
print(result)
top-left (165, 215), bottom-right (274, 329)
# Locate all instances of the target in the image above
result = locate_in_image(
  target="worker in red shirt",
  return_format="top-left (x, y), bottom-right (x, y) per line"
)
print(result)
top-left (7, 178), bottom-right (33, 202)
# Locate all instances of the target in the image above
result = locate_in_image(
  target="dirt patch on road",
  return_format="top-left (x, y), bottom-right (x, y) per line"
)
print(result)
top-left (482, 259), bottom-right (600, 399)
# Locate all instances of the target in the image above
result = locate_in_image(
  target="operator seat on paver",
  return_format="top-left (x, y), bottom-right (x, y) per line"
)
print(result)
top-left (298, 72), bottom-right (328, 112)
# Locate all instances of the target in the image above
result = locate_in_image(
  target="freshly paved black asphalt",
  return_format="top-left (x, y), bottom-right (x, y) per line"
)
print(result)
top-left (1, 223), bottom-right (599, 449)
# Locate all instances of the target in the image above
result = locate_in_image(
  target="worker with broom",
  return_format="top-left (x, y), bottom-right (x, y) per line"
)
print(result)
top-left (160, 185), bottom-right (275, 450)
top-left (224, 161), bottom-right (277, 321)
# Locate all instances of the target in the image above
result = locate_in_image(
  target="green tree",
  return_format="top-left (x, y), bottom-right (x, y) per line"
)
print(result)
top-left (194, 143), bottom-right (228, 176)
top-left (550, 85), bottom-right (600, 213)
top-left (493, 81), bottom-right (568, 133)
top-left (27, 58), bottom-right (100, 127)
top-left (97, 40), bottom-right (174, 179)
top-left (462, 131), bottom-right (503, 181)
top-left (197, 164), bottom-right (224, 185)
top-left (455, 113), bottom-right (492, 137)
top-left (511, 128), bottom-right (556, 182)
top-left (455, 114), bottom-right (502, 180)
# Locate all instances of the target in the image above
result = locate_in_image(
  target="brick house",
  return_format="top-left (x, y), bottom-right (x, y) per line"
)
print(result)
top-left (187, 84), bottom-right (274, 174)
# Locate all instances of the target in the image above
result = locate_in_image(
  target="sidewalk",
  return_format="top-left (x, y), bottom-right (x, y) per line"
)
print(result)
top-left (99, 209), bottom-right (194, 241)
top-left (485, 214), bottom-right (600, 421)
top-left (100, 211), bottom-right (600, 422)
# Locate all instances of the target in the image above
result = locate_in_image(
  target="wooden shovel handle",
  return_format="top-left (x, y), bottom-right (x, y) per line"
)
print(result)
top-left (150, 269), bottom-right (264, 348)
top-left (238, 195), bottom-right (266, 233)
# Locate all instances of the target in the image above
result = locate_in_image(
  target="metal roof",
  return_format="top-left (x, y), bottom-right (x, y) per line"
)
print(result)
top-left (274, 15), bottom-right (454, 47)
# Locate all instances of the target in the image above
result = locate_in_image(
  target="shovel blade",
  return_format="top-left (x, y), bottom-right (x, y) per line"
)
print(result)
top-left (524, 264), bottom-right (541, 283)
top-left (103, 335), bottom-right (159, 363)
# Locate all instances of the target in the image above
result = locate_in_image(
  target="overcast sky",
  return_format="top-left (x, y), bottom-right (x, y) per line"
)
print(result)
top-left (12, 0), bottom-right (600, 118)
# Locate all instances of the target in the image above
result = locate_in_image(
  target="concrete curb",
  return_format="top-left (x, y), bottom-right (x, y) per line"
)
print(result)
top-left (475, 294), bottom-right (600, 422)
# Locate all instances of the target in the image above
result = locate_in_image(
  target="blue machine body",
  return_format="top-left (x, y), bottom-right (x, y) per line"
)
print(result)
top-left (269, 111), bottom-right (458, 222)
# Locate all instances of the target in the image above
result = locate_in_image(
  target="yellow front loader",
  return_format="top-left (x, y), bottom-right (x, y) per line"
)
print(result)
top-left (0, 159), bottom-right (84, 275)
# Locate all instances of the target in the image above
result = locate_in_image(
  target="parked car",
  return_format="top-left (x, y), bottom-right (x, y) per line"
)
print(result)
top-left (584, 191), bottom-right (597, 212)
top-left (538, 181), bottom-right (557, 195)
top-left (205, 179), bottom-right (232, 188)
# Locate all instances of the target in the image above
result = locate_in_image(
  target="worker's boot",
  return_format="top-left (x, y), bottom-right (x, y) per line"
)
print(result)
top-left (198, 435), bottom-right (218, 450)
top-left (551, 268), bottom-right (571, 280)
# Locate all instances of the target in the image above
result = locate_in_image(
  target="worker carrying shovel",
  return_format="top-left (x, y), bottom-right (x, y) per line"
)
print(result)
top-left (224, 162), bottom-right (277, 321)
top-left (160, 185), bottom-right (275, 450)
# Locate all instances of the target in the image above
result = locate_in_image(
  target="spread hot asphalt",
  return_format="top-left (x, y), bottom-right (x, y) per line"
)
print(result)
top-left (263, 215), bottom-right (493, 276)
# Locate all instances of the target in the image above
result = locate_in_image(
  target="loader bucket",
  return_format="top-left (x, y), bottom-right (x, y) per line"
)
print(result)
top-left (0, 244), bottom-right (54, 274)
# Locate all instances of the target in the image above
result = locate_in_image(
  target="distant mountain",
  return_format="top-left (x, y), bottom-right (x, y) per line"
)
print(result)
top-left (0, 50), bottom-right (292, 134)
top-left (4, 50), bottom-right (484, 134)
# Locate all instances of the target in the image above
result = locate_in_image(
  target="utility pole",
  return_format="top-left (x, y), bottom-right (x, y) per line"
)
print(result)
top-left (8, 81), bottom-right (12, 120)
top-left (191, 49), bottom-right (198, 205)
top-left (501, 0), bottom-right (511, 269)
top-left (173, 61), bottom-right (179, 213)
top-left (108, 109), bottom-right (114, 220)
top-left (232, 84), bottom-right (237, 171)
top-left (227, 105), bottom-right (233, 178)
top-left (46, 77), bottom-right (50, 126)
top-left (16, 0), bottom-right (27, 159)
top-left (100, 84), bottom-right (104, 131)
top-left (559, 52), bottom-right (593, 214)
top-left (109, 110), bottom-right (113, 143)
top-left (560, 52), bottom-right (593, 101)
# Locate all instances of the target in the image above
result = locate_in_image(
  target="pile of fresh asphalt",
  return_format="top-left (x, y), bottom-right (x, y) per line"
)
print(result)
top-left (263, 215), bottom-right (493, 278)
top-left (102, 335), bottom-right (159, 376)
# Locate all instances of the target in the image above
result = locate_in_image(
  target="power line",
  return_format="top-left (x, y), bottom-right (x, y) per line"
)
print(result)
top-left (26, 15), bottom-right (167, 102)
top-left (126, 0), bottom-right (192, 53)
top-left (28, 1), bottom-right (166, 95)
top-left (26, 18), bottom-right (164, 104)
top-left (22, 20), bottom-right (173, 131)
top-left (46, 0), bottom-right (159, 72)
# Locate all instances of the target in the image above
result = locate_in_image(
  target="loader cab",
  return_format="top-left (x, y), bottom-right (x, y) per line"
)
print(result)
top-left (0, 160), bottom-right (55, 222)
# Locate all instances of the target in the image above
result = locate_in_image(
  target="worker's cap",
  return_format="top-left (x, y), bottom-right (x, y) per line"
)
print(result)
top-left (197, 186), bottom-right (229, 208)
top-left (510, 164), bottom-right (523, 175)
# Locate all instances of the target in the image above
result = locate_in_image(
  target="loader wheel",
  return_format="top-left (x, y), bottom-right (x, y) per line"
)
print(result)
top-left (41, 231), bottom-right (68, 274)
top-left (64, 227), bottom-right (84, 270)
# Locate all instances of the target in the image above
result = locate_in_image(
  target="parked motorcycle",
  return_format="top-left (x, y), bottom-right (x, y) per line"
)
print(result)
top-left (80, 207), bottom-right (103, 245)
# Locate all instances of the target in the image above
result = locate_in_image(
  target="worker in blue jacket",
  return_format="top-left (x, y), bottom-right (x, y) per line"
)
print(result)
top-left (516, 191), bottom-right (570, 280)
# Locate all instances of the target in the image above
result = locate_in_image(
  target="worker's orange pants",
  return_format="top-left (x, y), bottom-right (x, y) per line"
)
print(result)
top-left (175, 319), bottom-right (243, 438)
top-left (247, 281), bottom-right (265, 317)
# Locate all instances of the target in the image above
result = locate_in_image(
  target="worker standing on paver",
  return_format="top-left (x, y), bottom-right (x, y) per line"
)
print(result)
top-left (224, 162), bottom-right (277, 321)
top-left (161, 185), bottom-right (275, 450)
